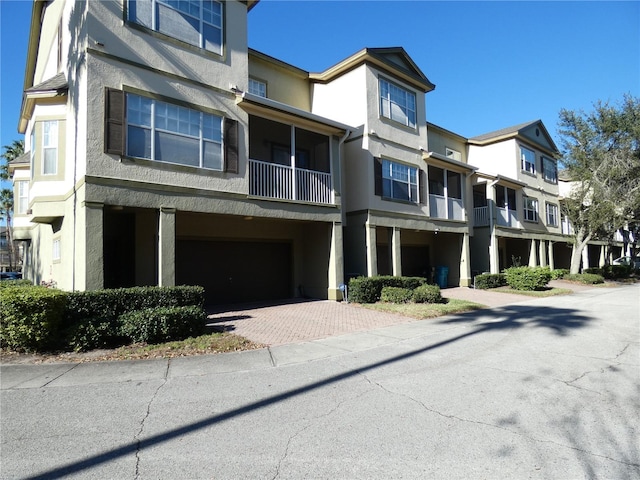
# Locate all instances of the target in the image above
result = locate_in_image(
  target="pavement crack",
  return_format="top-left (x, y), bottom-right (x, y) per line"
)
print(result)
top-left (39, 363), bottom-right (81, 388)
top-left (133, 358), bottom-right (171, 479)
top-left (267, 347), bottom-right (276, 367)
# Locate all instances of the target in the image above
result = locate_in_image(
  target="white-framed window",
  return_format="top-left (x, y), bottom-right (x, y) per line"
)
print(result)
top-left (30, 129), bottom-right (35, 180)
top-left (546, 203), bottom-right (559, 227)
top-left (248, 78), bottom-right (267, 98)
top-left (127, 0), bottom-right (223, 55)
top-left (126, 92), bottom-right (223, 170)
top-left (520, 146), bottom-right (535, 175)
top-left (523, 196), bottom-right (539, 222)
top-left (382, 159), bottom-right (419, 203)
top-left (17, 181), bottom-right (29, 214)
top-left (379, 78), bottom-right (416, 128)
top-left (52, 237), bottom-right (61, 261)
top-left (542, 157), bottom-right (557, 183)
top-left (445, 148), bottom-right (462, 161)
top-left (43, 120), bottom-right (58, 175)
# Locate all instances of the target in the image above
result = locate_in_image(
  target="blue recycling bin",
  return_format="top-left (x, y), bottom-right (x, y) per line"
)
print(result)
top-left (435, 266), bottom-right (449, 288)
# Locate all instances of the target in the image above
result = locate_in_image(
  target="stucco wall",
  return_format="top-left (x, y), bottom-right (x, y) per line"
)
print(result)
top-left (248, 54), bottom-right (310, 111)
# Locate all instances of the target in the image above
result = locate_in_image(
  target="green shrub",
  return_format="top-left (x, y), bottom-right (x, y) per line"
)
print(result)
top-left (0, 286), bottom-right (68, 352)
top-left (0, 279), bottom-right (33, 289)
top-left (412, 284), bottom-right (443, 304)
top-left (549, 269), bottom-right (569, 280)
top-left (474, 273), bottom-right (506, 289)
top-left (504, 266), bottom-right (552, 291)
top-left (564, 273), bottom-right (605, 284)
top-left (583, 267), bottom-right (603, 276)
top-left (348, 276), bottom-right (426, 304)
top-left (380, 287), bottom-right (413, 304)
top-left (602, 265), bottom-right (631, 279)
top-left (64, 315), bottom-right (125, 352)
top-left (119, 306), bottom-right (207, 344)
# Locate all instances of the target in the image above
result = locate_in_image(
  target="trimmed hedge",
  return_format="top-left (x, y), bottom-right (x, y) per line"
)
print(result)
top-left (0, 279), bottom-right (33, 289)
top-left (412, 284), bottom-right (443, 304)
top-left (474, 273), bottom-right (507, 290)
top-left (0, 286), bottom-right (67, 352)
top-left (380, 287), bottom-right (413, 304)
top-left (549, 268), bottom-right (569, 280)
top-left (564, 273), bottom-right (605, 284)
top-left (119, 306), bottom-right (207, 344)
top-left (584, 266), bottom-right (631, 279)
top-left (504, 266), bottom-right (552, 291)
top-left (348, 276), bottom-right (426, 304)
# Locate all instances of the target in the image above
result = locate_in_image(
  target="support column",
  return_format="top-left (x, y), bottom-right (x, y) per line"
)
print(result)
top-left (158, 207), bottom-right (176, 287)
top-left (459, 232), bottom-right (472, 287)
top-left (599, 245), bottom-right (606, 267)
top-left (328, 222), bottom-right (344, 301)
top-left (391, 227), bottom-right (402, 276)
top-left (582, 246), bottom-right (590, 270)
top-left (528, 239), bottom-right (538, 267)
top-left (365, 222), bottom-right (378, 277)
top-left (548, 242), bottom-right (555, 270)
top-left (83, 201), bottom-right (104, 291)
top-left (539, 240), bottom-right (547, 267)
top-left (489, 232), bottom-right (499, 274)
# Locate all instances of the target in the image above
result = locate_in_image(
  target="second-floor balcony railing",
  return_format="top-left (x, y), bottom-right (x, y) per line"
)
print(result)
top-left (474, 206), bottom-right (489, 226)
top-left (429, 194), bottom-right (464, 221)
top-left (249, 159), bottom-right (333, 205)
top-left (496, 207), bottom-right (519, 228)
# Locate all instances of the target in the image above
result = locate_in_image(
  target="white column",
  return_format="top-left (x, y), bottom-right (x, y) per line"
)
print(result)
top-left (83, 202), bottom-right (104, 291)
top-left (489, 232), bottom-right (499, 274)
top-left (539, 240), bottom-right (547, 267)
top-left (328, 222), bottom-right (344, 301)
top-left (582, 246), bottom-right (590, 270)
top-left (529, 239), bottom-right (538, 267)
top-left (459, 232), bottom-right (471, 287)
top-left (158, 207), bottom-right (176, 287)
top-left (599, 245), bottom-right (606, 267)
top-left (548, 242), bottom-right (555, 270)
top-left (365, 222), bottom-right (378, 277)
top-left (391, 227), bottom-right (402, 276)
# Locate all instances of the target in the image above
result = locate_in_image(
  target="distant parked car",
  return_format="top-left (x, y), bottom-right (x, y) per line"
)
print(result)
top-left (612, 256), bottom-right (640, 269)
top-left (0, 272), bottom-right (22, 280)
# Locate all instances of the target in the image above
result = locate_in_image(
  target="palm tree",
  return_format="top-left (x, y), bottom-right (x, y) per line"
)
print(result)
top-left (1, 140), bottom-right (25, 271)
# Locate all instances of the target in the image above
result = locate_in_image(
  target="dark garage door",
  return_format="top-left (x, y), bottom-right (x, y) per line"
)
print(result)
top-left (176, 240), bottom-right (292, 305)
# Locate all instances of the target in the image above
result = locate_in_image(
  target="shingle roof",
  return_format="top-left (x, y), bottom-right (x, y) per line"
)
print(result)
top-left (468, 120), bottom-right (540, 142)
top-left (25, 72), bottom-right (68, 93)
top-left (9, 152), bottom-right (30, 165)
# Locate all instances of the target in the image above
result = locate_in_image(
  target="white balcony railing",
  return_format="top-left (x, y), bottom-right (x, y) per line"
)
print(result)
top-left (249, 159), bottom-right (333, 205)
top-left (474, 206), bottom-right (489, 226)
top-left (561, 217), bottom-right (573, 235)
top-left (429, 194), bottom-right (464, 221)
top-left (496, 207), bottom-right (519, 228)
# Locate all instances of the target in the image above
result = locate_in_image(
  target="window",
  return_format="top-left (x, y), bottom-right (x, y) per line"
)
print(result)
top-left (43, 120), bottom-right (58, 175)
top-left (382, 159), bottom-right (418, 203)
top-left (52, 238), bottom-right (61, 261)
top-left (379, 78), bottom-right (416, 128)
top-left (30, 129), bottom-right (35, 180)
top-left (248, 78), bottom-right (266, 98)
top-left (445, 148), bottom-right (461, 161)
top-left (523, 196), bottom-right (539, 222)
top-left (126, 92), bottom-right (223, 170)
top-left (496, 186), bottom-right (517, 210)
top-left (520, 146), bottom-right (535, 175)
top-left (546, 203), bottom-right (558, 227)
top-left (17, 181), bottom-right (29, 214)
top-left (128, 0), bottom-right (223, 55)
top-left (542, 157), bottom-right (557, 183)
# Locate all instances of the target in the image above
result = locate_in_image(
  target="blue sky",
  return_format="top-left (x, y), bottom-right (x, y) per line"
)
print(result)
top-left (1, 0), bottom-right (639, 162)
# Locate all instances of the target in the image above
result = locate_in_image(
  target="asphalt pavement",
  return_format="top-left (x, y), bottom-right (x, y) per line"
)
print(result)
top-left (1, 284), bottom-right (639, 479)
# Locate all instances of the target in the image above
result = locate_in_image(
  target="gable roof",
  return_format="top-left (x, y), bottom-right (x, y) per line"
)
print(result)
top-left (468, 119), bottom-right (559, 155)
top-left (310, 47), bottom-right (435, 92)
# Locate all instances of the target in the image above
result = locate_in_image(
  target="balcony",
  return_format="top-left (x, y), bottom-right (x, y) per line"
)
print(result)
top-left (249, 159), bottom-right (333, 205)
top-left (429, 194), bottom-right (464, 221)
top-left (474, 206), bottom-right (489, 226)
top-left (496, 207), bottom-right (519, 228)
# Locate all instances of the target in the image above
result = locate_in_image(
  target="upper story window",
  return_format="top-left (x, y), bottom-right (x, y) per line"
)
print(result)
top-left (52, 237), bottom-right (61, 262)
top-left (248, 78), bottom-right (267, 98)
top-left (523, 196), bottom-right (539, 222)
top-left (379, 78), bottom-right (416, 128)
top-left (127, 0), bottom-right (223, 55)
top-left (16, 181), bottom-right (29, 215)
top-left (445, 148), bottom-right (462, 161)
top-left (382, 159), bottom-right (419, 203)
top-left (542, 157), bottom-right (557, 183)
top-left (126, 92), bottom-right (223, 170)
top-left (496, 185), bottom-right (517, 211)
top-left (546, 203), bottom-right (559, 227)
top-left (43, 120), bottom-right (58, 175)
top-left (428, 166), bottom-right (464, 221)
top-left (520, 146), bottom-right (535, 175)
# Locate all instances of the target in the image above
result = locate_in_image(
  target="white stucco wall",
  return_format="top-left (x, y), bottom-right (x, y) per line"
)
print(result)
top-left (468, 140), bottom-right (518, 178)
top-left (311, 65), bottom-right (368, 129)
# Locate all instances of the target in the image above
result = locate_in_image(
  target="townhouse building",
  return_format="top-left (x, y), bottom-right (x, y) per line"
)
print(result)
top-left (13, 0), bottom-right (625, 304)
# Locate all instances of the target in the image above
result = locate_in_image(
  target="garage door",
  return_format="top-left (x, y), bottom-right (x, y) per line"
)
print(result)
top-left (176, 240), bottom-right (292, 305)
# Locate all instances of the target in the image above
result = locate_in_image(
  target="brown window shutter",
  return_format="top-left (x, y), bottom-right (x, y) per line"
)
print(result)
top-left (224, 118), bottom-right (239, 174)
top-left (419, 169), bottom-right (426, 204)
top-left (104, 88), bottom-right (125, 155)
top-left (374, 157), bottom-right (382, 196)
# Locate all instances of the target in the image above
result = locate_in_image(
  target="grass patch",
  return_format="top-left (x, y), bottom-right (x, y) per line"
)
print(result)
top-left (0, 332), bottom-right (264, 364)
top-left (361, 298), bottom-right (484, 319)
top-left (493, 286), bottom-right (573, 297)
